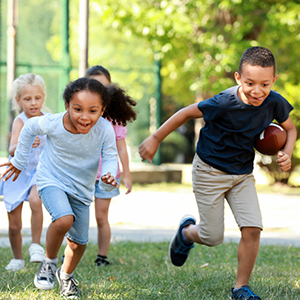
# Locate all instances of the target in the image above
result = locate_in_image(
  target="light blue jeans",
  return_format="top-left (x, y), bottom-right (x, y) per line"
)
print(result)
top-left (39, 186), bottom-right (90, 245)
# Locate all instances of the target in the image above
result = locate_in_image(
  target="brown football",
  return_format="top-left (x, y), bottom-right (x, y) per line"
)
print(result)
top-left (255, 123), bottom-right (287, 156)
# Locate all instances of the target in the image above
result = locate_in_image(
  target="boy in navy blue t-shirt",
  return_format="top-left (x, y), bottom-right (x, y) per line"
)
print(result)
top-left (139, 46), bottom-right (297, 299)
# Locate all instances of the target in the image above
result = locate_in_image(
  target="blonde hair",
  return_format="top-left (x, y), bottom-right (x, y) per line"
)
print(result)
top-left (12, 73), bottom-right (46, 113)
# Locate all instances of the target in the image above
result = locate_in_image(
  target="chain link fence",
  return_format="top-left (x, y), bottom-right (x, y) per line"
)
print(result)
top-left (0, 0), bottom-right (158, 163)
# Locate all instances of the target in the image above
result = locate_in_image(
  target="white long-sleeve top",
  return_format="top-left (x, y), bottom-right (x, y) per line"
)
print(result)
top-left (11, 112), bottom-right (118, 205)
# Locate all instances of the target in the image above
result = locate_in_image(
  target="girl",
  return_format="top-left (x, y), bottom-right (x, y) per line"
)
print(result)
top-left (0, 73), bottom-right (46, 271)
top-left (86, 65), bottom-right (136, 266)
top-left (0, 77), bottom-right (136, 299)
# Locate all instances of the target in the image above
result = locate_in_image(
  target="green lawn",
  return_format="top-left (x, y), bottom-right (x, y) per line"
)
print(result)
top-left (0, 241), bottom-right (299, 299)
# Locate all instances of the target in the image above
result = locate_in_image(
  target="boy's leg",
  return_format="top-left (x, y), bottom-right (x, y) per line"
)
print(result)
top-left (236, 227), bottom-right (261, 289)
top-left (226, 173), bottom-right (262, 299)
top-left (169, 155), bottom-right (230, 267)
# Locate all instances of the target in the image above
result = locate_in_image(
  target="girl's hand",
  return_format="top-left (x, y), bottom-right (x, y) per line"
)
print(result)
top-left (123, 176), bottom-right (132, 195)
top-left (32, 136), bottom-right (40, 148)
top-left (101, 172), bottom-right (119, 188)
top-left (276, 151), bottom-right (291, 172)
top-left (0, 161), bottom-right (21, 182)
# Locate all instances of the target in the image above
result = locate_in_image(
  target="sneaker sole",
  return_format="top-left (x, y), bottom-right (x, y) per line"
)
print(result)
top-left (34, 274), bottom-right (55, 290)
top-left (168, 214), bottom-right (196, 266)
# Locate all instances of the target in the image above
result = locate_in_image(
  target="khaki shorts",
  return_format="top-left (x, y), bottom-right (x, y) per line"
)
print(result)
top-left (192, 154), bottom-right (263, 246)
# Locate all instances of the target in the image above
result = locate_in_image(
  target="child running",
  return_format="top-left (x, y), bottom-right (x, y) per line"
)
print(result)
top-left (0, 73), bottom-right (46, 271)
top-left (86, 65), bottom-right (136, 266)
top-left (139, 46), bottom-right (297, 300)
top-left (0, 77), bottom-right (136, 299)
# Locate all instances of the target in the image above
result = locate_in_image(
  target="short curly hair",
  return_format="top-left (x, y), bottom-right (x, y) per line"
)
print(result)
top-left (239, 46), bottom-right (276, 75)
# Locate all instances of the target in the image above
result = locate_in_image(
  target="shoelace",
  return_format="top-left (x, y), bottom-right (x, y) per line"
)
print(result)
top-left (39, 263), bottom-right (56, 283)
top-left (62, 276), bottom-right (79, 296)
top-left (175, 241), bottom-right (194, 255)
top-left (236, 287), bottom-right (260, 299)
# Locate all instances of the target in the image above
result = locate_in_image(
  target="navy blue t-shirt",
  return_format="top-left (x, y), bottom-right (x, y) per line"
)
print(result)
top-left (196, 85), bottom-right (293, 175)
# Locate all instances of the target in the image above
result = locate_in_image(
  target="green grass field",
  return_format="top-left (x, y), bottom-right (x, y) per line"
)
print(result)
top-left (0, 241), bottom-right (299, 299)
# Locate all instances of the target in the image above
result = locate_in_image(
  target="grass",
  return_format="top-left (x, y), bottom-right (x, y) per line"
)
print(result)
top-left (0, 242), bottom-right (299, 299)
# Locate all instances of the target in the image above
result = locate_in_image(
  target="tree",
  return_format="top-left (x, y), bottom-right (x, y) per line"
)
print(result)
top-left (89, 0), bottom-right (300, 183)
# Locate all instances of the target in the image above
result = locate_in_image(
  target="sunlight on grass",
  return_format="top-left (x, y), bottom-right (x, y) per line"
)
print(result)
top-left (0, 242), bottom-right (299, 299)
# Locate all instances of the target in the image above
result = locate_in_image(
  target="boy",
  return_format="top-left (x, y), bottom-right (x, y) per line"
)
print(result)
top-left (139, 46), bottom-right (297, 299)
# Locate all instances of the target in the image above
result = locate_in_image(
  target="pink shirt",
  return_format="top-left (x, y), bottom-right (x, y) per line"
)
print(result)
top-left (96, 122), bottom-right (127, 180)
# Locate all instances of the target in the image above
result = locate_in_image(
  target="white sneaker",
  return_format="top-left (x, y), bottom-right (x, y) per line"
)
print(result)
top-left (5, 259), bottom-right (25, 271)
top-left (29, 243), bottom-right (45, 263)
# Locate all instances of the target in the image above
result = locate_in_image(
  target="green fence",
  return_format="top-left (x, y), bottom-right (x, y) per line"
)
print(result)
top-left (0, 0), bottom-right (70, 157)
top-left (0, 0), bottom-right (160, 163)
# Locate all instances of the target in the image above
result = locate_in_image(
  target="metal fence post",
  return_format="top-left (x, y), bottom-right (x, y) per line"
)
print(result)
top-left (58, 0), bottom-right (71, 112)
top-left (152, 57), bottom-right (161, 165)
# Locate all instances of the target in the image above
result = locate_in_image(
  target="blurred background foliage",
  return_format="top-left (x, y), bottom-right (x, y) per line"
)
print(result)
top-left (1, 0), bottom-right (300, 185)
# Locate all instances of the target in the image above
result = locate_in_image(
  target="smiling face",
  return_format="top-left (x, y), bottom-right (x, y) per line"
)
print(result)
top-left (235, 64), bottom-right (278, 107)
top-left (17, 85), bottom-right (45, 118)
top-left (64, 90), bottom-right (105, 134)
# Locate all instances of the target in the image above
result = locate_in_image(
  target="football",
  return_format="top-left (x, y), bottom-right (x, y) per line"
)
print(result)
top-left (255, 123), bottom-right (287, 156)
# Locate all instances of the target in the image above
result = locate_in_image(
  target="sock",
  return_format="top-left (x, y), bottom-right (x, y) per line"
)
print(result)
top-left (61, 267), bottom-right (73, 280)
top-left (44, 256), bottom-right (58, 265)
top-left (181, 228), bottom-right (194, 246)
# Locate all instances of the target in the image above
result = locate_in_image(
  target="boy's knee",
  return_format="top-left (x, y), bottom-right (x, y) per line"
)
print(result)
top-left (241, 226), bottom-right (261, 240)
top-left (200, 230), bottom-right (224, 247)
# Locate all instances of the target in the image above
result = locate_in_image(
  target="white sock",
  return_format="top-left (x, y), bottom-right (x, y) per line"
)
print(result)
top-left (44, 256), bottom-right (58, 265)
top-left (61, 267), bottom-right (73, 280)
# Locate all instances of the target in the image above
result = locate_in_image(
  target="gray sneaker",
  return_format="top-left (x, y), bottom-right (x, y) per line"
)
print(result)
top-left (56, 267), bottom-right (79, 299)
top-left (34, 260), bottom-right (57, 290)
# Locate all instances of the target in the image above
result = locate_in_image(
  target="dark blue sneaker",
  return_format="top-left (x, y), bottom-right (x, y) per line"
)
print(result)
top-left (169, 215), bottom-right (196, 267)
top-left (231, 285), bottom-right (261, 299)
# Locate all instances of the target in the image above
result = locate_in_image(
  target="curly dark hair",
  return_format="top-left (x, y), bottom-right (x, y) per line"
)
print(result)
top-left (63, 77), bottom-right (136, 126)
top-left (239, 46), bottom-right (276, 75)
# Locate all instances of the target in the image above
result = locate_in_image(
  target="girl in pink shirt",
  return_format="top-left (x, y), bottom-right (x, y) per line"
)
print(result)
top-left (86, 65), bottom-right (136, 266)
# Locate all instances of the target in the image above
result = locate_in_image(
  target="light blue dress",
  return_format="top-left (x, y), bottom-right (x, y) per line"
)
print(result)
top-left (0, 112), bottom-right (47, 212)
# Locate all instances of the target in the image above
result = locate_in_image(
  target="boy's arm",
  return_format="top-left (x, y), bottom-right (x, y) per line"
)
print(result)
top-left (139, 103), bottom-right (203, 162)
top-left (277, 116), bottom-right (297, 172)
